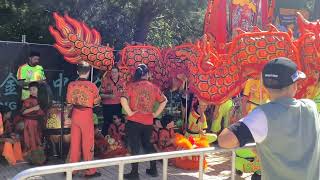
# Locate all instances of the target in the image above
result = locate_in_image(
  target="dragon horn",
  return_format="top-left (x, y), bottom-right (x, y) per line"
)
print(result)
top-left (297, 12), bottom-right (310, 33)
top-left (267, 24), bottom-right (279, 32)
top-left (49, 26), bottom-right (73, 47)
top-left (64, 14), bottom-right (84, 40)
top-left (287, 28), bottom-right (293, 39)
top-left (236, 28), bottom-right (246, 35)
top-left (92, 29), bottom-right (102, 45)
top-left (81, 22), bottom-right (93, 44)
top-left (52, 12), bottom-right (73, 38)
top-left (252, 26), bottom-right (262, 32)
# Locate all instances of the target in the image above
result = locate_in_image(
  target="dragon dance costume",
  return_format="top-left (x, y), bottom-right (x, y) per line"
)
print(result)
top-left (157, 128), bottom-right (176, 152)
top-left (151, 117), bottom-right (176, 153)
top-left (108, 122), bottom-right (126, 146)
top-left (184, 101), bottom-right (217, 144)
top-left (22, 95), bottom-right (46, 165)
top-left (66, 78), bottom-right (101, 175)
top-left (0, 114), bottom-right (23, 165)
top-left (22, 96), bottom-right (44, 152)
top-left (100, 72), bottom-right (123, 136)
top-left (49, 8), bottom-right (320, 107)
top-left (173, 133), bottom-right (209, 170)
top-left (211, 99), bottom-right (234, 133)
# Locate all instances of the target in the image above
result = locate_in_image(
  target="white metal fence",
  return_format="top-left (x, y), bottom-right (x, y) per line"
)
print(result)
top-left (12, 144), bottom-right (256, 180)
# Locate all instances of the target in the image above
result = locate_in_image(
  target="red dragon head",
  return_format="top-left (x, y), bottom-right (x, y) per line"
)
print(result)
top-left (172, 35), bottom-right (233, 104)
top-left (177, 26), bottom-right (301, 104)
top-left (49, 12), bottom-right (114, 70)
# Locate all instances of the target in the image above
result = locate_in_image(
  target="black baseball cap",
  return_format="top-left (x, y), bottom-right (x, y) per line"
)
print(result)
top-left (262, 57), bottom-right (306, 89)
top-left (29, 51), bottom-right (40, 57)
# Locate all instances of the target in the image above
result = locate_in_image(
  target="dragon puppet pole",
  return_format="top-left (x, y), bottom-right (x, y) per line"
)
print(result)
top-left (260, 74), bottom-right (263, 105)
top-left (184, 79), bottom-right (188, 132)
top-left (90, 67), bottom-right (94, 83)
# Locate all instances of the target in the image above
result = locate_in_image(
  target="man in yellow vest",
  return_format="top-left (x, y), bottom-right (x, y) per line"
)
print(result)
top-left (17, 51), bottom-right (46, 100)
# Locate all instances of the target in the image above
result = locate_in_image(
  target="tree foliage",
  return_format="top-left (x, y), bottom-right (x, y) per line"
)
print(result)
top-left (0, 0), bottom-right (207, 49)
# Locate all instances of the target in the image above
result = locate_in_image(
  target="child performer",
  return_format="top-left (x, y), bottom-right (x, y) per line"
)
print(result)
top-left (21, 82), bottom-right (44, 153)
top-left (184, 98), bottom-right (217, 144)
top-left (0, 106), bottom-right (24, 165)
top-left (108, 114), bottom-right (126, 146)
top-left (150, 118), bottom-right (161, 152)
top-left (94, 114), bottom-right (108, 158)
top-left (157, 115), bottom-right (176, 152)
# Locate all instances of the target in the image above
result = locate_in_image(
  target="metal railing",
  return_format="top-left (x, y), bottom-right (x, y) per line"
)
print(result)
top-left (13, 144), bottom-right (256, 180)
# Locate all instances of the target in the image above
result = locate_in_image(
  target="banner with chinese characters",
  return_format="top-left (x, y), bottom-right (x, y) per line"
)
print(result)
top-left (0, 41), bottom-right (102, 111)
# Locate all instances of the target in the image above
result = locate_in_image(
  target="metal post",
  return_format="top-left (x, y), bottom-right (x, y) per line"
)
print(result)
top-left (231, 150), bottom-right (236, 180)
top-left (163, 158), bottom-right (168, 180)
top-left (66, 170), bottom-right (72, 180)
top-left (199, 153), bottom-right (204, 180)
top-left (60, 71), bottom-right (65, 158)
top-left (118, 163), bottom-right (124, 180)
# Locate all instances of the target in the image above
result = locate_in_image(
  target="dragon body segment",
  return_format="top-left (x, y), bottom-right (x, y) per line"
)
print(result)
top-left (49, 12), bottom-right (320, 104)
top-left (118, 45), bottom-right (168, 89)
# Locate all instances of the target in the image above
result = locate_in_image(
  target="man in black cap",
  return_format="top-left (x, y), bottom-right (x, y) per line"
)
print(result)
top-left (218, 57), bottom-right (320, 180)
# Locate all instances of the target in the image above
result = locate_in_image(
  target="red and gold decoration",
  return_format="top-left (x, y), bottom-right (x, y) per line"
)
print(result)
top-left (49, 13), bottom-right (114, 70)
top-left (96, 135), bottom-right (127, 159)
top-left (50, 12), bottom-right (320, 104)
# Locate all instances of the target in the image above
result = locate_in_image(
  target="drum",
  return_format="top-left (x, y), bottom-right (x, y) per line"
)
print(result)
top-left (46, 104), bottom-right (71, 129)
top-left (38, 83), bottom-right (54, 111)
top-left (49, 134), bottom-right (70, 144)
top-left (46, 104), bottom-right (72, 143)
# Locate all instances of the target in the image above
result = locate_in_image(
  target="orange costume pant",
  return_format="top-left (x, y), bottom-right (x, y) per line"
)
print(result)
top-left (1, 141), bottom-right (24, 165)
top-left (24, 120), bottom-right (41, 151)
top-left (69, 108), bottom-right (96, 175)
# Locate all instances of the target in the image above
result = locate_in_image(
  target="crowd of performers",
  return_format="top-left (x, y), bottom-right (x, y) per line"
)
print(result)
top-left (0, 2), bottom-right (319, 180)
top-left (1, 51), bottom-right (320, 179)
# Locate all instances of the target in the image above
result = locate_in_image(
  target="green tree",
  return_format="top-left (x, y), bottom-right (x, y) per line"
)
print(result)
top-left (0, 0), bottom-right (207, 49)
top-left (147, 1), bottom-right (207, 47)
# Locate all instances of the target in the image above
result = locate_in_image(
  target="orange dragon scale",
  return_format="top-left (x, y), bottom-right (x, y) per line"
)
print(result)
top-left (50, 12), bottom-right (320, 104)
